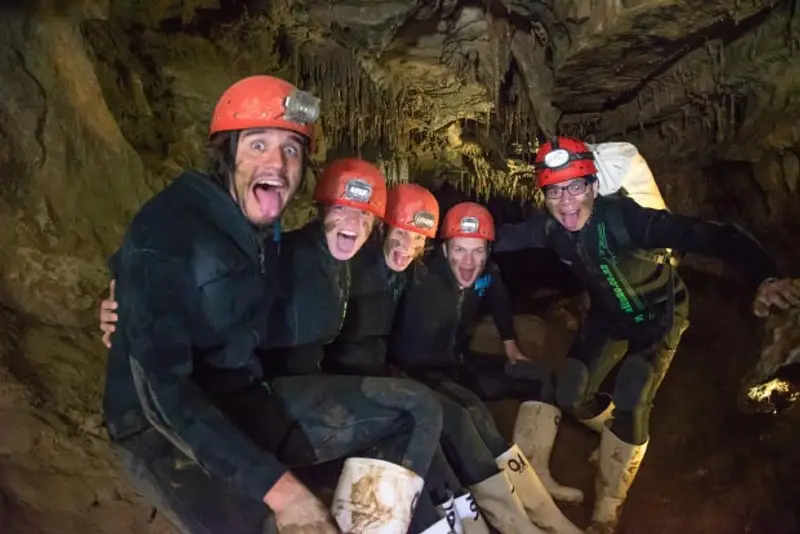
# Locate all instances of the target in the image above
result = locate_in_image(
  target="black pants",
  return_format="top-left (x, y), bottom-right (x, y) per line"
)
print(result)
top-left (117, 374), bottom-right (443, 534)
top-left (555, 297), bottom-right (691, 445)
top-left (459, 352), bottom-right (553, 402)
top-left (114, 429), bottom-right (271, 534)
top-left (218, 374), bottom-right (443, 476)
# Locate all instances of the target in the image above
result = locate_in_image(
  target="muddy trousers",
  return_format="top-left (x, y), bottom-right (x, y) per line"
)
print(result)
top-left (224, 374), bottom-right (444, 476)
top-left (555, 300), bottom-right (690, 445)
top-left (458, 352), bottom-right (553, 403)
top-left (114, 428), bottom-right (269, 534)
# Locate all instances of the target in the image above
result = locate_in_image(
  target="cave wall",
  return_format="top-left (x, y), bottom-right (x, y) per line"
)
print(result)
top-left (1, 1), bottom-right (800, 531)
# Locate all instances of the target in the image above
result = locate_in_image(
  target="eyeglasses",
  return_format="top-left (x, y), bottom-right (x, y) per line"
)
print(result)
top-left (543, 179), bottom-right (591, 200)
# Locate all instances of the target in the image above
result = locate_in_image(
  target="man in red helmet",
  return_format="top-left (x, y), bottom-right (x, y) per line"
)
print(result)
top-left (389, 202), bottom-right (583, 534)
top-left (102, 76), bottom-right (444, 534)
top-left (493, 135), bottom-right (800, 533)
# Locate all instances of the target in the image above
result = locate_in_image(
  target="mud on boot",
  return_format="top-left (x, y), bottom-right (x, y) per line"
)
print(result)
top-left (331, 457), bottom-right (424, 534)
top-left (589, 428), bottom-right (648, 534)
top-left (496, 445), bottom-right (583, 534)
top-left (513, 401), bottom-right (583, 504)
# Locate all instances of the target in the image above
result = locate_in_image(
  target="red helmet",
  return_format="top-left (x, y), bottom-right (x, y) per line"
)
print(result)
top-left (441, 202), bottom-right (495, 241)
top-left (385, 184), bottom-right (440, 239)
top-left (534, 136), bottom-right (597, 188)
top-left (314, 158), bottom-right (387, 219)
top-left (209, 75), bottom-right (319, 149)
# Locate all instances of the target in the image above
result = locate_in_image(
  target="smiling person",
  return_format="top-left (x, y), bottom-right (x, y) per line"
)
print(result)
top-left (101, 75), bottom-right (444, 534)
top-left (388, 202), bottom-right (582, 534)
top-left (493, 135), bottom-right (800, 533)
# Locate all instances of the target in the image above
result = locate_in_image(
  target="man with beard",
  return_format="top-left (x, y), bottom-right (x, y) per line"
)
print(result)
top-left (493, 135), bottom-right (800, 533)
top-left (102, 75), bottom-right (443, 534)
top-left (389, 202), bottom-right (581, 534)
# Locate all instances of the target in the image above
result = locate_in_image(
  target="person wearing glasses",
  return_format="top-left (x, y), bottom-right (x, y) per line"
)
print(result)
top-left (493, 135), bottom-right (800, 534)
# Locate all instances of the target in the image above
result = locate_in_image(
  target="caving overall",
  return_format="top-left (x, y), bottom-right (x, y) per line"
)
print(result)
top-left (494, 192), bottom-right (781, 529)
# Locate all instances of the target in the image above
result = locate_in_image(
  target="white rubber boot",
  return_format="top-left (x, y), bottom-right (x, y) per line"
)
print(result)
top-left (331, 457), bottom-right (424, 534)
top-left (578, 394), bottom-right (616, 466)
top-left (496, 445), bottom-right (583, 534)
top-left (420, 516), bottom-right (457, 533)
top-left (578, 394), bottom-right (615, 434)
top-left (469, 471), bottom-right (548, 534)
top-left (513, 401), bottom-right (584, 504)
top-left (452, 491), bottom-right (491, 534)
top-left (590, 427), bottom-right (649, 533)
top-left (435, 493), bottom-right (464, 534)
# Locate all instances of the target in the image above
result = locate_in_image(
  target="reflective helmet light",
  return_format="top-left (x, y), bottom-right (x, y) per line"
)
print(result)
top-left (543, 148), bottom-right (571, 169)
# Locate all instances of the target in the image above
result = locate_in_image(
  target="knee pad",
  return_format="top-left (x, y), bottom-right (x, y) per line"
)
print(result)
top-left (612, 355), bottom-right (655, 413)
top-left (556, 358), bottom-right (589, 410)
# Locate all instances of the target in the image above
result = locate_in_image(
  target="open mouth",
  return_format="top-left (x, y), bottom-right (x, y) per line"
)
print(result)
top-left (336, 229), bottom-right (358, 254)
top-left (251, 178), bottom-right (285, 219)
top-left (560, 209), bottom-right (581, 231)
top-left (392, 251), bottom-right (411, 266)
top-left (739, 363), bottom-right (800, 415)
top-left (458, 268), bottom-right (476, 283)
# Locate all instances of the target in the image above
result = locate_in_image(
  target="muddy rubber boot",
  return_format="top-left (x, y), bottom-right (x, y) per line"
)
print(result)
top-left (452, 491), bottom-right (490, 534)
top-left (496, 445), bottom-right (583, 534)
top-left (589, 428), bottom-right (649, 534)
top-left (469, 471), bottom-right (548, 534)
top-left (331, 457), bottom-right (425, 534)
top-left (577, 394), bottom-right (615, 434)
top-left (435, 493), bottom-right (464, 534)
top-left (513, 401), bottom-right (584, 504)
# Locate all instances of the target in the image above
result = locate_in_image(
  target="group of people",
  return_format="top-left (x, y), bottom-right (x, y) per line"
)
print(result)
top-left (99, 74), bottom-right (800, 534)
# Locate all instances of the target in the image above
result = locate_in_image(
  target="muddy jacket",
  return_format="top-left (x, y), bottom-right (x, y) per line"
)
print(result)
top-left (102, 171), bottom-right (288, 503)
top-left (324, 239), bottom-right (411, 376)
top-left (389, 251), bottom-right (516, 371)
top-left (494, 194), bottom-right (779, 337)
top-left (261, 221), bottom-right (350, 375)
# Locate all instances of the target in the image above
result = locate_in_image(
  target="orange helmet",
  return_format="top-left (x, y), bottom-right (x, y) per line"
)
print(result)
top-left (534, 136), bottom-right (597, 188)
top-left (314, 158), bottom-right (388, 219)
top-left (209, 75), bottom-right (319, 146)
top-left (441, 202), bottom-right (495, 241)
top-left (385, 184), bottom-right (440, 239)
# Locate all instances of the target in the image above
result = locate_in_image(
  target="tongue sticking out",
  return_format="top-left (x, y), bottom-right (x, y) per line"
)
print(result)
top-left (393, 250), bottom-right (410, 266)
top-left (254, 186), bottom-right (281, 220)
top-left (336, 233), bottom-right (357, 255)
top-left (562, 211), bottom-right (580, 231)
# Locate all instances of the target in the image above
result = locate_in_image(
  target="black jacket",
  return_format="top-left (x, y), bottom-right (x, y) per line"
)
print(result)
top-left (261, 221), bottom-right (350, 374)
top-left (389, 250), bottom-right (516, 371)
top-left (102, 171), bottom-right (288, 503)
top-left (494, 195), bottom-right (779, 336)
top-left (323, 239), bottom-right (410, 375)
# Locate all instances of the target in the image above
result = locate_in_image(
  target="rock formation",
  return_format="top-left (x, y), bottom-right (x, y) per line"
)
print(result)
top-left (1, 1), bottom-right (800, 533)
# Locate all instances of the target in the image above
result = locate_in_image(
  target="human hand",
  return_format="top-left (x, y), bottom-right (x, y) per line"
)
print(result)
top-left (100, 280), bottom-right (119, 348)
top-left (753, 278), bottom-right (800, 318)
top-left (265, 472), bottom-right (340, 533)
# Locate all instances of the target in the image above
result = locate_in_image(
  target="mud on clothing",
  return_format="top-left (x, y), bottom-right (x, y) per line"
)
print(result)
top-left (260, 221), bottom-right (350, 375)
top-left (389, 250), bottom-right (550, 402)
top-left (104, 172), bottom-right (442, 520)
top-left (324, 238), bottom-right (411, 376)
top-left (494, 194), bottom-right (780, 443)
top-left (104, 171), bottom-right (291, 502)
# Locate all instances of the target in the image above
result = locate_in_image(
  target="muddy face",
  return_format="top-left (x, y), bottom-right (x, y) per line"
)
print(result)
top-left (231, 128), bottom-right (305, 227)
top-left (739, 307), bottom-right (800, 415)
top-left (383, 226), bottom-right (426, 272)
top-left (323, 205), bottom-right (375, 261)
top-left (544, 178), bottom-right (599, 232)
top-left (443, 237), bottom-right (488, 288)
